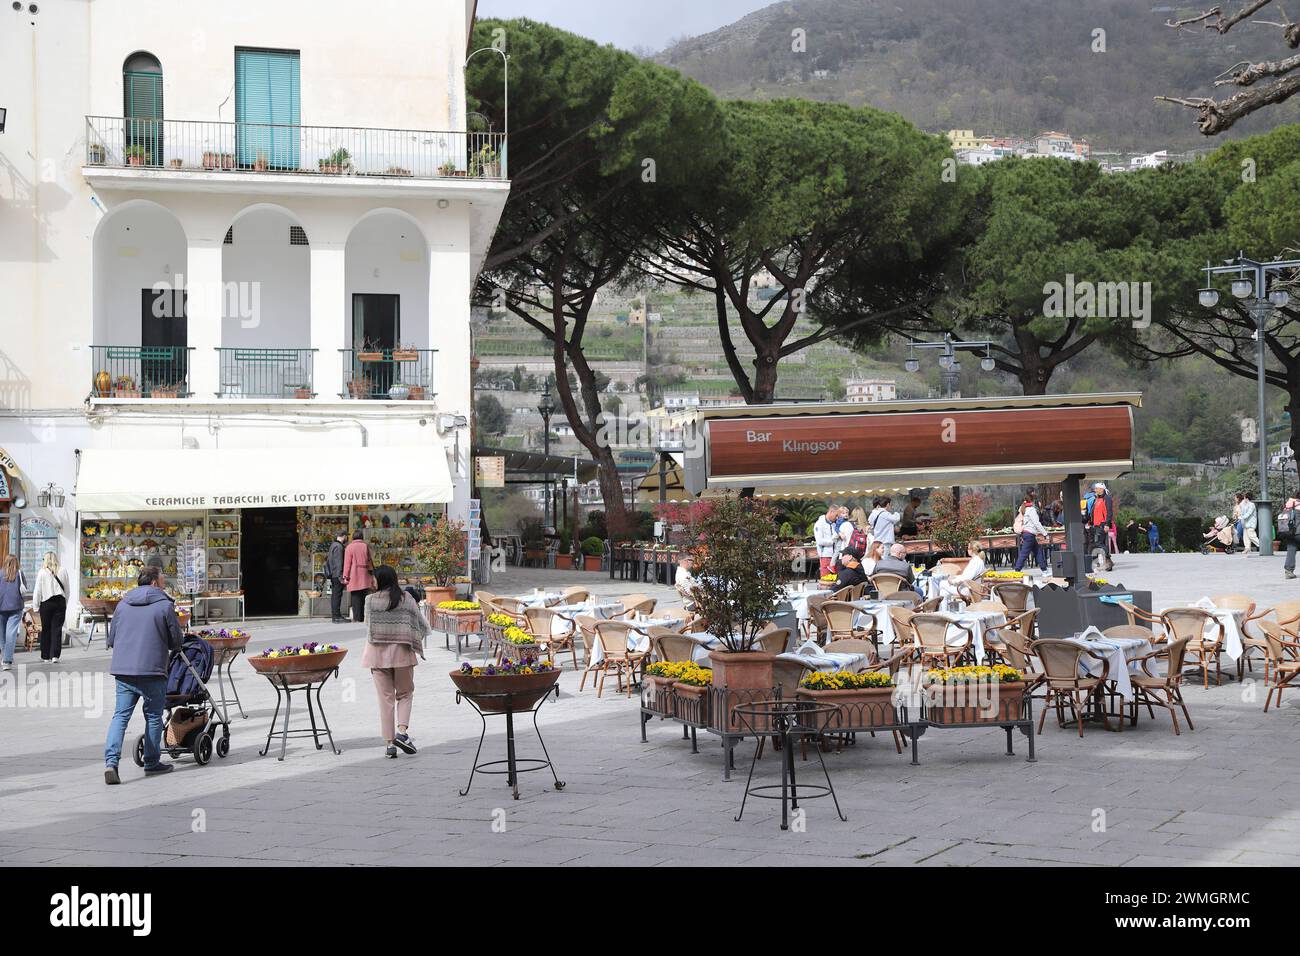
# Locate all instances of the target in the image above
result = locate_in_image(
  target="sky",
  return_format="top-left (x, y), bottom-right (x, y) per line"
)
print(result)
top-left (476, 0), bottom-right (770, 52)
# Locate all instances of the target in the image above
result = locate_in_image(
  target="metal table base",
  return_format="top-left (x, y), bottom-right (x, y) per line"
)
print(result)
top-left (257, 669), bottom-right (342, 761)
top-left (457, 685), bottom-right (564, 800)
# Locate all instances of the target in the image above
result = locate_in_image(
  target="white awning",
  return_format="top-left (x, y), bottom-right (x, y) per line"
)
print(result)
top-left (76, 444), bottom-right (453, 513)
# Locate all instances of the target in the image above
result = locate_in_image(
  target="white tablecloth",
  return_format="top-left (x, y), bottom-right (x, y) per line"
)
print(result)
top-left (517, 591), bottom-right (562, 607)
top-left (1068, 629), bottom-right (1151, 701)
top-left (1192, 598), bottom-right (1244, 660)
top-left (786, 640), bottom-right (870, 673)
top-left (939, 610), bottom-right (1007, 664)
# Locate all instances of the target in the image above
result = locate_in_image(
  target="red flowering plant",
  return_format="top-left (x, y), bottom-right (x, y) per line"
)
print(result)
top-left (654, 500), bottom-right (716, 550)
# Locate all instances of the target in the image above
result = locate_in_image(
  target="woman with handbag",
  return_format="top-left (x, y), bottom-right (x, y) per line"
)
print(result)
top-left (0, 555), bottom-right (28, 671)
top-left (341, 529), bottom-right (375, 623)
top-left (32, 551), bottom-right (70, 663)
top-left (364, 564), bottom-right (430, 757)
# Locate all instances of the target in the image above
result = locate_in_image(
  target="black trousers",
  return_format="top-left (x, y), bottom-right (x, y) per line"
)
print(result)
top-left (39, 595), bottom-right (66, 660)
top-left (330, 577), bottom-right (345, 620)
top-left (350, 590), bottom-right (367, 623)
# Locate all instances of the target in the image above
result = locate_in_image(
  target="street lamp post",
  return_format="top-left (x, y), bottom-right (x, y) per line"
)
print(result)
top-left (903, 334), bottom-right (997, 399)
top-left (1197, 254), bottom-right (1300, 557)
top-left (538, 382), bottom-right (556, 528)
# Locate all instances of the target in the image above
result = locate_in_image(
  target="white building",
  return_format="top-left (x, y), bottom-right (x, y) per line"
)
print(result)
top-left (1129, 150), bottom-right (1172, 169)
top-left (844, 378), bottom-right (898, 404)
top-left (0, 0), bottom-right (507, 617)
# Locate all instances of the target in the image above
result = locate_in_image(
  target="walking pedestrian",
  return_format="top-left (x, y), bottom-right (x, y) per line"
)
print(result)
top-left (1139, 520), bottom-right (1164, 553)
top-left (1014, 494), bottom-right (1050, 573)
top-left (103, 565), bottom-right (183, 783)
top-left (0, 555), bottom-right (27, 671)
top-left (364, 565), bottom-right (430, 758)
top-left (32, 551), bottom-right (69, 662)
top-left (1239, 492), bottom-right (1259, 555)
top-left (341, 529), bottom-right (375, 624)
top-left (1278, 498), bottom-right (1300, 579)
top-left (326, 531), bottom-right (347, 622)
top-left (813, 504), bottom-right (838, 578)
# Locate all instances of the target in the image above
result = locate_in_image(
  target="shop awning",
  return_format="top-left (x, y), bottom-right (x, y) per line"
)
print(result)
top-left (76, 444), bottom-right (453, 513)
top-left (472, 445), bottom-right (600, 482)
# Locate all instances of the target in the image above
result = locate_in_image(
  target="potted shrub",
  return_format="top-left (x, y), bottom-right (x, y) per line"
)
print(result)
top-left (125, 145), bottom-right (151, 166)
top-left (924, 665), bottom-right (1026, 724)
top-left (473, 145), bottom-right (501, 178)
top-left (432, 599), bottom-right (483, 636)
top-left (202, 150), bottom-right (219, 170)
top-left (689, 494), bottom-right (788, 692)
top-left (438, 160), bottom-right (457, 177)
top-left (88, 143), bottom-right (107, 165)
top-left (797, 669), bottom-right (900, 731)
top-left (554, 539), bottom-right (574, 571)
top-left (253, 151), bottom-right (269, 172)
top-left (497, 623), bottom-right (541, 662)
top-left (346, 377), bottom-right (372, 399)
top-left (169, 157), bottom-right (183, 169)
top-left (581, 535), bottom-right (604, 571)
top-left (248, 642), bottom-right (347, 685)
top-left (220, 153), bottom-right (235, 170)
top-left (318, 147), bottom-right (350, 174)
top-left (412, 514), bottom-right (466, 606)
top-left (111, 375), bottom-right (140, 398)
top-left (450, 657), bottom-right (558, 713)
top-left (407, 385), bottom-right (426, 400)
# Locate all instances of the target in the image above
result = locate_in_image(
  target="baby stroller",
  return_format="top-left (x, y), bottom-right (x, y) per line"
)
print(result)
top-left (132, 634), bottom-right (232, 767)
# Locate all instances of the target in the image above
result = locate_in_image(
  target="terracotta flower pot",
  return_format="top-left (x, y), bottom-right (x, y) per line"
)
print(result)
top-left (433, 608), bottom-right (483, 634)
top-left (203, 632), bottom-right (252, 666)
top-left (924, 681), bottom-right (1025, 724)
top-left (709, 650), bottom-right (776, 732)
top-left (499, 640), bottom-right (541, 662)
top-left (670, 681), bottom-right (709, 723)
top-left (644, 675), bottom-right (677, 716)
top-left (582, 555), bottom-right (602, 571)
top-left (797, 685), bottom-right (899, 730)
top-left (426, 586), bottom-right (456, 606)
top-left (450, 668), bottom-right (559, 713)
top-left (249, 648), bottom-right (347, 686)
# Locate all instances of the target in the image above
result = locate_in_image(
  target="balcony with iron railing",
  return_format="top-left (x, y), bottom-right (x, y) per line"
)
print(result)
top-left (85, 116), bottom-right (507, 182)
top-left (90, 346), bottom-right (194, 398)
top-left (217, 348), bottom-right (317, 399)
top-left (340, 349), bottom-right (436, 400)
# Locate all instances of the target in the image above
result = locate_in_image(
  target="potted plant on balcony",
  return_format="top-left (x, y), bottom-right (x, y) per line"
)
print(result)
top-left (293, 386), bottom-right (312, 399)
top-left (391, 343), bottom-right (418, 362)
top-left (88, 143), bottom-right (106, 165)
top-left (220, 153), bottom-right (235, 170)
top-left (318, 147), bottom-right (351, 175)
top-left (413, 514), bottom-right (466, 607)
top-left (581, 536), bottom-right (604, 572)
top-left (689, 494), bottom-right (788, 716)
top-left (473, 144), bottom-right (501, 178)
top-left (355, 337), bottom-right (385, 363)
top-left (125, 145), bottom-right (151, 167)
top-left (385, 165), bottom-right (412, 177)
top-left (407, 385), bottom-right (426, 400)
top-left (93, 369), bottom-right (112, 396)
top-left (111, 375), bottom-right (140, 398)
top-left (253, 150), bottom-right (269, 172)
top-left (169, 157), bottom-right (183, 169)
top-left (346, 376), bottom-right (372, 399)
top-left (438, 160), bottom-right (457, 177)
top-left (202, 150), bottom-right (218, 170)
top-left (149, 381), bottom-right (181, 399)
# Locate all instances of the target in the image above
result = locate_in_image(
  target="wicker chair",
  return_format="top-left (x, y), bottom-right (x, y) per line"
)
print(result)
top-left (911, 613), bottom-right (971, 668)
top-left (755, 628), bottom-right (793, 655)
top-left (984, 609), bottom-right (1038, 662)
top-left (870, 572), bottom-right (908, 597)
top-left (773, 656), bottom-right (817, 697)
top-left (886, 605), bottom-right (918, 659)
top-left (915, 595), bottom-right (943, 613)
top-left (1161, 607), bottom-right (1225, 688)
top-left (560, 586), bottom-right (590, 606)
top-left (1127, 637), bottom-right (1194, 734)
top-left (573, 615), bottom-right (602, 689)
top-left (887, 590), bottom-right (922, 607)
top-left (474, 590), bottom-right (498, 606)
top-left (1034, 638), bottom-right (1110, 736)
top-left (822, 638), bottom-right (877, 658)
top-left (523, 606), bottom-right (579, 671)
top-left (618, 594), bottom-right (658, 619)
top-left (1116, 602), bottom-right (1168, 642)
top-left (1260, 620), bottom-right (1300, 712)
top-left (589, 620), bottom-right (648, 698)
top-left (990, 582), bottom-right (1032, 613)
top-left (822, 600), bottom-right (868, 644)
top-left (651, 631), bottom-right (703, 663)
top-left (804, 592), bottom-right (832, 642)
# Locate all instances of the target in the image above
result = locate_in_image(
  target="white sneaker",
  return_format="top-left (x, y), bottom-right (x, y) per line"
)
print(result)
top-left (1, 663), bottom-right (11, 672)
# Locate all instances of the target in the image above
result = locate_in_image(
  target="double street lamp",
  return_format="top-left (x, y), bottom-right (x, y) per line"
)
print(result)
top-left (1197, 253), bottom-right (1300, 556)
top-left (904, 334), bottom-right (997, 398)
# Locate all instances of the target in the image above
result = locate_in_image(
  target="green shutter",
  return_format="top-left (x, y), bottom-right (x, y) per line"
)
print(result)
top-left (235, 49), bottom-right (300, 169)
top-left (123, 71), bottom-right (163, 164)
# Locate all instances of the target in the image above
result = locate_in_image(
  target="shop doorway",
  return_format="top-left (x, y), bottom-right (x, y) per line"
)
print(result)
top-left (241, 507), bottom-right (299, 616)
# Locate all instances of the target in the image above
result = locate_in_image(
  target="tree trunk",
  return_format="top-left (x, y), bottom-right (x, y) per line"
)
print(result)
top-left (751, 348), bottom-right (780, 405)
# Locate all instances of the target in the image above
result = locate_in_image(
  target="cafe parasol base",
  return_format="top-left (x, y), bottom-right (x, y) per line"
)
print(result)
top-left (457, 684), bottom-right (565, 800)
top-left (733, 700), bottom-right (847, 831)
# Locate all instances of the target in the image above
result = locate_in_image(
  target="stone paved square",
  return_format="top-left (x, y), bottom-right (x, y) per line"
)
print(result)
top-left (3, 554), bottom-right (1298, 867)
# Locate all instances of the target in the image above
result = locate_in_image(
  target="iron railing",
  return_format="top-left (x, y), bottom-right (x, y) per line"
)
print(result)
top-left (216, 348), bottom-right (317, 398)
top-left (340, 349), bottom-right (436, 400)
top-left (90, 346), bottom-right (193, 398)
top-left (85, 116), bottom-right (507, 180)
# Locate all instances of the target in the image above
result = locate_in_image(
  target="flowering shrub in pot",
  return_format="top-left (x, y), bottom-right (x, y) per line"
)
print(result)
top-left (923, 664), bottom-right (1026, 724)
top-left (797, 669), bottom-right (899, 729)
top-left (451, 657), bottom-right (558, 712)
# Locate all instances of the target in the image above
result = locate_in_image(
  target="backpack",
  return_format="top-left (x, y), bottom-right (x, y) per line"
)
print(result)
top-left (847, 528), bottom-right (869, 555)
top-left (1278, 509), bottom-right (1298, 541)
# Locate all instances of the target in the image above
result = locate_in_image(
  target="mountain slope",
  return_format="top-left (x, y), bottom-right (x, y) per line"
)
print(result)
top-left (657, 0), bottom-right (1300, 149)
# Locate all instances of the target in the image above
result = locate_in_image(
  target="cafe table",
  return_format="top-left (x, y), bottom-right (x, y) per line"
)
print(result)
top-left (1066, 627), bottom-right (1151, 703)
top-left (516, 590), bottom-right (563, 608)
top-left (1191, 597), bottom-right (1245, 661)
top-left (939, 609), bottom-right (1007, 664)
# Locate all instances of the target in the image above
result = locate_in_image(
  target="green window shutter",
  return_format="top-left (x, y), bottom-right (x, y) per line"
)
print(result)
top-left (123, 71), bottom-right (163, 163)
top-left (235, 48), bottom-right (300, 169)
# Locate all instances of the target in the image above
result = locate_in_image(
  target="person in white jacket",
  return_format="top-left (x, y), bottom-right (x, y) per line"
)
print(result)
top-left (32, 551), bottom-right (70, 663)
top-left (1014, 498), bottom-right (1050, 573)
top-left (1239, 493), bottom-right (1259, 554)
top-left (871, 496), bottom-right (902, 546)
top-left (813, 504), bottom-right (839, 578)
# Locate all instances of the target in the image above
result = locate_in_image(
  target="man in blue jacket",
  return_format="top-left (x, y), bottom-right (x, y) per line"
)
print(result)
top-left (104, 566), bottom-right (183, 784)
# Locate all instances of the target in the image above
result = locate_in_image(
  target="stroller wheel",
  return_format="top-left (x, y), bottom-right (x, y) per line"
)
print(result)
top-left (132, 735), bottom-right (145, 768)
top-left (193, 732), bottom-right (213, 766)
top-left (216, 735), bottom-right (230, 758)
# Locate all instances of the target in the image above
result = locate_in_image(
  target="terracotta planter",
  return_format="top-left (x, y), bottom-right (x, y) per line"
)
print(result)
top-left (169, 158), bottom-right (183, 169)
top-left (709, 650), bottom-right (776, 732)
top-left (433, 608), bottom-right (483, 634)
top-left (127, 155), bottom-right (147, 166)
top-left (670, 682), bottom-right (709, 723)
top-left (203, 633), bottom-right (252, 666)
top-left (346, 380), bottom-right (372, 399)
top-left (426, 586), bottom-right (456, 606)
top-left (391, 350), bottom-right (418, 362)
top-left (249, 648), bottom-right (348, 686)
top-left (524, 549), bottom-right (544, 563)
top-left (450, 667), bottom-right (559, 713)
top-left (293, 387), bottom-right (312, 399)
top-left (797, 685), bottom-right (899, 730)
top-left (499, 640), bottom-right (541, 662)
top-left (644, 675), bottom-right (677, 716)
top-left (407, 386), bottom-right (426, 400)
top-left (93, 370), bottom-right (112, 396)
top-left (583, 555), bottom-right (602, 571)
top-left (356, 351), bottom-right (384, 362)
top-left (112, 388), bottom-right (141, 398)
top-left (202, 151), bottom-right (219, 170)
top-left (924, 681), bottom-right (1025, 724)
top-left (554, 554), bottom-right (574, 570)
top-left (220, 154), bottom-right (235, 170)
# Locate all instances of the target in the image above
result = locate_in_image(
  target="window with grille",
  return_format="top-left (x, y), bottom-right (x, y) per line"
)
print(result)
top-left (289, 225), bottom-right (309, 246)
top-left (224, 227), bottom-right (233, 245)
